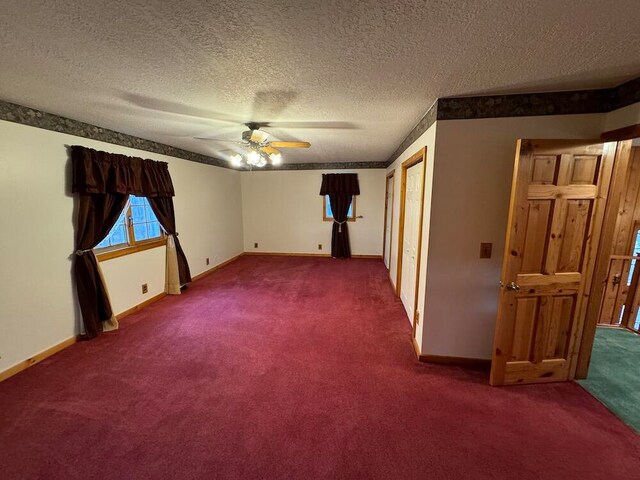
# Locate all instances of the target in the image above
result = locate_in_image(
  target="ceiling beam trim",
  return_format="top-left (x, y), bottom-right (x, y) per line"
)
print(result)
top-left (0, 100), bottom-right (232, 169)
top-left (260, 161), bottom-right (388, 170)
top-left (385, 76), bottom-right (640, 166)
top-left (0, 100), bottom-right (386, 171)
top-left (385, 100), bottom-right (438, 168)
top-left (2, 74), bottom-right (639, 172)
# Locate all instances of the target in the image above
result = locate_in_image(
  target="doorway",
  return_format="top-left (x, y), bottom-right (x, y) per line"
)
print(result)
top-left (396, 148), bottom-right (426, 329)
top-left (486, 132), bottom-right (640, 428)
top-left (490, 139), bottom-right (617, 386)
top-left (383, 172), bottom-right (394, 270)
top-left (597, 144), bottom-right (640, 332)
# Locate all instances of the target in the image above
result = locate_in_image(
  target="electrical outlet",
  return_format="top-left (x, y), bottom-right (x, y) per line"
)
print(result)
top-left (318, 244), bottom-right (322, 250)
top-left (480, 243), bottom-right (493, 259)
top-left (206, 257), bottom-right (210, 265)
top-left (141, 283), bottom-right (148, 294)
top-left (254, 242), bottom-right (258, 248)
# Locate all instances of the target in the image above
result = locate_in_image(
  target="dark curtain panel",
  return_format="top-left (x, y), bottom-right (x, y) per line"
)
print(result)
top-left (74, 193), bottom-right (129, 338)
top-left (319, 173), bottom-right (360, 259)
top-left (328, 194), bottom-right (353, 258)
top-left (71, 145), bottom-right (191, 337)
top-left (147, 197), bottom-right (192, 285)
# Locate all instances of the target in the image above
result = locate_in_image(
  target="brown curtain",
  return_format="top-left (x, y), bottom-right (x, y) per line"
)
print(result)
top-left (72, 147), bottom-right (175, 196)
top-left (319, 174), bottom-right (360, 259)
top-left (71, 146), bottom-right (190, 337)
top-left (74, 193), bottom-right (129, 338)
top-left (147, 197), bottom-right (191, 285)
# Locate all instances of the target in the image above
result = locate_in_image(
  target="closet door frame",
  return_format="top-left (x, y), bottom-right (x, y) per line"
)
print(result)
top-left (382, 171), bottom-right (395, 271)
top-left (396, 147), bottom-right (427, 334)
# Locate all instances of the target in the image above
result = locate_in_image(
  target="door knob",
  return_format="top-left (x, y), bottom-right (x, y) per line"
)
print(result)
top-left (505, 281), bottom-right (521, 292)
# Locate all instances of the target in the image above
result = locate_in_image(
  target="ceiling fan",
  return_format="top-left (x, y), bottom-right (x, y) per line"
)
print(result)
top-left (195, 122), bottom-right (310, 168)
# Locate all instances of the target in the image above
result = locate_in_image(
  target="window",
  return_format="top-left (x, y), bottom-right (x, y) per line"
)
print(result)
top-left (95, 195), bottom-right (165, 260)
top-left (323, 195), bottom-right (356, 222)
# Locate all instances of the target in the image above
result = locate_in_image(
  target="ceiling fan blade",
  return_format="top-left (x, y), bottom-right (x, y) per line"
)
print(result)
top-left (269, 141), bottom-right (311, 148)
top-left (193, 137), bottom-right (248, 144)
top-left (265, 121), bottom-right (356, 130)
top-left (260, 146), bottom-right (281, 155)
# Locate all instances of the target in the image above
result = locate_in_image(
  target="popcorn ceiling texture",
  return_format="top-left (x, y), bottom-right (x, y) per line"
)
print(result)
top-left (1, 0), bottom-right (639, 166)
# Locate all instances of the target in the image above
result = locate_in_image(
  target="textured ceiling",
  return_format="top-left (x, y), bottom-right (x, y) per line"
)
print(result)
top-left (1, 0), bottom-right (640, 165)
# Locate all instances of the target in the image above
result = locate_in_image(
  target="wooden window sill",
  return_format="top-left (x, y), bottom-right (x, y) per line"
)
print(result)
top-left (96, 238), bottom-right (166, 262)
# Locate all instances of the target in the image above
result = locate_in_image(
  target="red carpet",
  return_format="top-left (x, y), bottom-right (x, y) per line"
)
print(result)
top-left (1, 256), bottom-right (638, 479)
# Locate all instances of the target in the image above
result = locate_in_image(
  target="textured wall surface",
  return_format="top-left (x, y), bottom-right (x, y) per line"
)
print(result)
top-left (1, 0), bottom-right (639, 167)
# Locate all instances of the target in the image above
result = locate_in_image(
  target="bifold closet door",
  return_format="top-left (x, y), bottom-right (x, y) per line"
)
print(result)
top-left (400, 161), bottom-right (423, 324)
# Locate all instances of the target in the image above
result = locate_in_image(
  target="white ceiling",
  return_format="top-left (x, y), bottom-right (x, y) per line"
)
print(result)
top-left (1, 0), bottom-right (640, 165)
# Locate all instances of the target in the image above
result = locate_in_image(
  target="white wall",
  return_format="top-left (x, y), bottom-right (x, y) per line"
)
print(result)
top-left (604, 102), bottom-right (640, 132)
top-left (0, 120), bottom-right (244, 373)
top-left (385, 123), bottom-right (438, 351)
top-left (241, 169), bottom-right (385, 256)
top-left (422, 114), bottom-right (605, 359)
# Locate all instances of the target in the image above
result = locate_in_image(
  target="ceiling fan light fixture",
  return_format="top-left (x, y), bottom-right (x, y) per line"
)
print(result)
top-left (269, 153), bottom-right (282, 165)
top-left (246, 150), bottom-right (262, 166)
top-left (229, 154), bottom-right (243, 167)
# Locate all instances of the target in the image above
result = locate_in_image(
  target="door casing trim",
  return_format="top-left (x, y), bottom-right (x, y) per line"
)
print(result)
top-left (396, 147), bottom-right (427, 335)
top-left (382, 171), bottom-right (395, 272)
top-left (576, 140), bottom-right (634, 378)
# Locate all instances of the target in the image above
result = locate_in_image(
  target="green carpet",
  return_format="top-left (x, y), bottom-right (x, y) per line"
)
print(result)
top-left (578, 327), bottom-right (640, 432)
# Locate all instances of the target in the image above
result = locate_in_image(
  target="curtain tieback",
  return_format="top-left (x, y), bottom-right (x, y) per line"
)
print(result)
top-left (333, 219), bottom-right (347, 233)
top-left (74, 248), bottom-right (92, 256)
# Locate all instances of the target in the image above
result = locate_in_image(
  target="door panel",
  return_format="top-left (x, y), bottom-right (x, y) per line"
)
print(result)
top-left (490, 139), bottom-right (616, 386)
top-left (384, 176), bottom-right (394, 269)
top-left (401, 162), bottom-right (423, 322)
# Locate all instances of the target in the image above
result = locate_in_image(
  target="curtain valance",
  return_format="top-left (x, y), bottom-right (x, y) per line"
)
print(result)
top-left (319, 173), bottom-right (360, 196)
top-left (71, 146), bottom-right (175, 197)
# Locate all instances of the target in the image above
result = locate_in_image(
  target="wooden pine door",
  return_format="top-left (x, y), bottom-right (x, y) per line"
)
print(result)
top-left (400, 162), bottom-right (423, 323)
top-left (599, 147), bottom-right (640, 325)
top-left (490, 140), bottom-right (616, 386)
top-left (384, 175), bottom-right (394, 269)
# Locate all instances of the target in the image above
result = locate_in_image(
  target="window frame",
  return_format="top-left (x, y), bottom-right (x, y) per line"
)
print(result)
top-left (95, 197), bottom-right (166, 262)
top-left (323, 195), bottom-right (356, 222)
